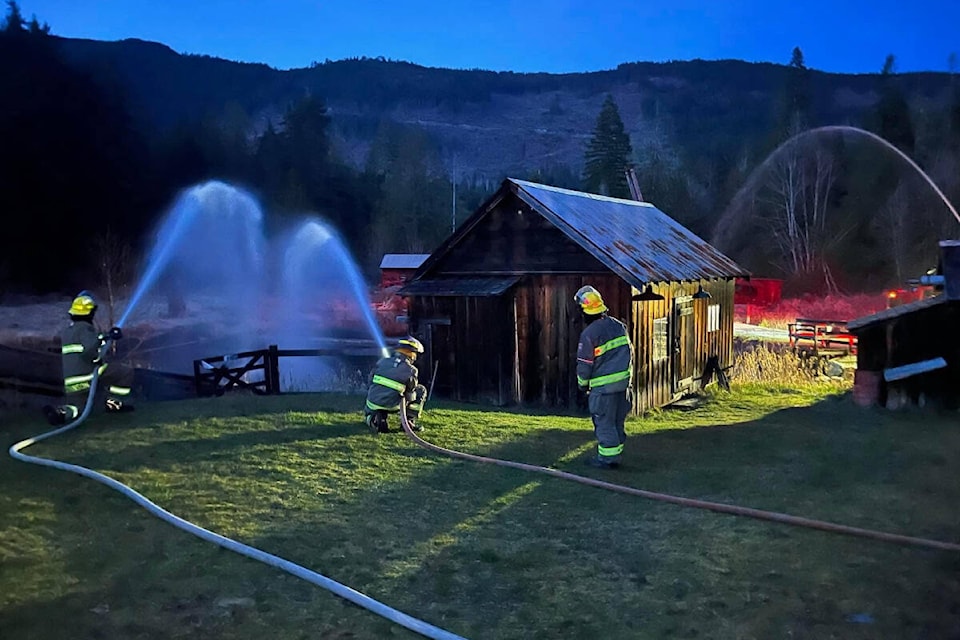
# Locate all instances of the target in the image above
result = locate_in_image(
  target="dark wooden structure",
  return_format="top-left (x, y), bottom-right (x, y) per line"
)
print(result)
top-left (848, 241), bottom-right (960, 409)
top-left (848, 297), bottom-right (960, 409)
top-left (399, 179), bottom-right (748, 413)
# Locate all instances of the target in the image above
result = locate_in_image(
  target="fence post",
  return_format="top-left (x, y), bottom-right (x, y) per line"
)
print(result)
top-left (193, 359), bottom-right (204, 397)
top-left (267, 345), bottom-right (281, 394)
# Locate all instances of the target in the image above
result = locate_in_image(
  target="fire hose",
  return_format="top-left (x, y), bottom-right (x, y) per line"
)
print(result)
top-left (9, 341), bottom-right (466, 640)
top-left (397, 401), bottom-right (960, 553)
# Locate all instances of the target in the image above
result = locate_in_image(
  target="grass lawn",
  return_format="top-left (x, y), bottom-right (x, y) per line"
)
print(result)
top-left (2, 384), bottom-right (959, 639)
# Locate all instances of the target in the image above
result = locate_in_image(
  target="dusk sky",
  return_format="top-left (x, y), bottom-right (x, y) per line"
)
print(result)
top-left (17, 0), bottom-right (960, 75)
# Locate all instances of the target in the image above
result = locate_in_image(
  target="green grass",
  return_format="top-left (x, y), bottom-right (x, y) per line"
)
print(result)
top-left (2, 385), bottom-right (959, 639)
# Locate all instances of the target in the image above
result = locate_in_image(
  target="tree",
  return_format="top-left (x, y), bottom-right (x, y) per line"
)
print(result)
top-left (751, 130), bottom-right (839, 290)
top-left (0, 9), bottom-right (151, 291)
top-left (582, 95), bottom-right (633, 198)
top-left (92, 229), bottom-right (133, 329)
top-left (1, 1), bottom-right (24, 33)
top-left (365, 120), bottom-right (448, 258)
top-left (784, 47), bottom-right (811, 128)
top-left (874, 54), bottom-right (916, 155)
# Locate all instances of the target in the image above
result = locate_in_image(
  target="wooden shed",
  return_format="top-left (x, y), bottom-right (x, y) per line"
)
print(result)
top-left (399, 178), bottom-right (748, 413)
top-left (848, 240), bottom-right (960, 410)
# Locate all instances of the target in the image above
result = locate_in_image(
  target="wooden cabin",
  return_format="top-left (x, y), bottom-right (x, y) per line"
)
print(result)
top-left (399, 178), bottom-right (748, 413)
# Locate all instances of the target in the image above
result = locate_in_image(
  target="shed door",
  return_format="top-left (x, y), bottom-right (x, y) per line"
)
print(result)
top-left (422, 318), bottom-right (454, 399)
top-left (672, 297), bottom-right (695, 394)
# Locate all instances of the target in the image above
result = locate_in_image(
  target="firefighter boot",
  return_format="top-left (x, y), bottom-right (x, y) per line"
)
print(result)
top-left (365, 411), bottom-right (390, 434)
top-left (105, 398), bottom-right (135, 413)
top-left (583, 456), bottom-right (620, 470)
top-left (42, 405), bottom-right (67, 426)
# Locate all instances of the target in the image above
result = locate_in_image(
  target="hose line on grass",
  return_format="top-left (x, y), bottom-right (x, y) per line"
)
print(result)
top-left (9, 362), bottom-right (466, 640)
top-left (399, 403), bottom-right (960, 553)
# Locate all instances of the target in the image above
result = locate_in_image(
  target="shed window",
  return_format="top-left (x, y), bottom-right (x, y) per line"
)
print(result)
top-left (707, 304), bottom-right (720, 332)
top-left (653, 317), bottom-right (668, 361)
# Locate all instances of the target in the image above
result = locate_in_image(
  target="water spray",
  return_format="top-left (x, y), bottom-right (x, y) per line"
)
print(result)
top-left (809, 126), bottom-right (960, 224)
top-left (118, 192), bottom-right (201, 327)
top-left (282, 220), bottom-right (389, 358)
top-left (714, 125), bottom-right (960, 248)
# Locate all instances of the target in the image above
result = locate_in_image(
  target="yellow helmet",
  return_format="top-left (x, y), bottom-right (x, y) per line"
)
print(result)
top-left (574, 285), bottom-right (607, 315)
top-left (396, 336), bottom-right (424, 358)
top-left (69, 291), bottom-right (97, 318)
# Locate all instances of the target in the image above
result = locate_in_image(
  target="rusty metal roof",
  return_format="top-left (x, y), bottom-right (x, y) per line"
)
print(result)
top-left (510, 179), bottom-right (747, 288)
top-left (398, 276), bottom-right (520, 297)
top-left (379, 253), bottom-right (430, 270)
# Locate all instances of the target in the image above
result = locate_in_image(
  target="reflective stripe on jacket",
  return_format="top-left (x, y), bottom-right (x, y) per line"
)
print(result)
top-left (365, 353), bottom-right (419, 411)
top-left (60, 320), bottom-right (102, 393)
top-left (576, 315), bottom-right (632, 393)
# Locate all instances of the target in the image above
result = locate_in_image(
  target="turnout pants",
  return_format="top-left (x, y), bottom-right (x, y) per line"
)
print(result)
top-left (364, 384), bottom-right (427, 432)
top-left (60, 362), bottom-right (135, 419)
top-left (589, 389), bottom-right (631, 463)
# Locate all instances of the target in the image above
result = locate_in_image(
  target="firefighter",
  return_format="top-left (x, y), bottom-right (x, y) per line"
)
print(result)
top-left (574, 285), bottom-right (633, 469)
top-left (363, 336), bottom-right (427, 434)
top-left (42, 291), bottom-right (134, 426)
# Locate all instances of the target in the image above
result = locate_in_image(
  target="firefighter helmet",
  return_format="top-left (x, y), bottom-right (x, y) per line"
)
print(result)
top-left (396, 336), bottom-right (424, 358)
top-left (574, 285), bottom-right (607, 315)
top-left (69, 291), bottom-right (98, 318)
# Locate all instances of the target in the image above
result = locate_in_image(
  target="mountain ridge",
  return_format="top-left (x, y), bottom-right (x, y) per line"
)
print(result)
top-left (54, 35), bottom-right (953, 181)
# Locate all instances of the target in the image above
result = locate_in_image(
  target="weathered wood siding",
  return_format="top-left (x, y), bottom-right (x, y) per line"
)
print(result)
top-left (853, 301), bottom-right (960, 408)
top-left (626, 278), bottom-right (735, 413)
top-left (431, 195), bottom-right (611, 275)
top-left (406, 188), bottom-right (738, 413)
top-left (412, 295), bottom-right (515, 405)
top-left (514, 274), bottom-right (631, 407)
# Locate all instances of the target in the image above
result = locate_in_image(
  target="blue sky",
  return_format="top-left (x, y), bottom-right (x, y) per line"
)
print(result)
top-left (16, 0), bottom-right (960, 74)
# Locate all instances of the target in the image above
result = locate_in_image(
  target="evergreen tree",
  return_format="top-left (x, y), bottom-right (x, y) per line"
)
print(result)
top-left (0, 6), bottom-right (151, 291)
top-left (1, 1), bottom-right (24, 33)
top-left (365, 120), bottom-right (448, 258)
top-left (784, 47), bottom-right (811, 127)
top-left (874, 54), bottom-right (916, 155)
top-left (582, 95), bottom-right (633, 198)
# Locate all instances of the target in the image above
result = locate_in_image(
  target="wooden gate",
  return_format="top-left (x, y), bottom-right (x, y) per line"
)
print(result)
top-left (672, 297), bottom-right (696, 395)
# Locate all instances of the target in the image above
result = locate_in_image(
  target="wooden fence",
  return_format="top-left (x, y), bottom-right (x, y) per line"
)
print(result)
top-left (193, 341), bottom-right (387, 397)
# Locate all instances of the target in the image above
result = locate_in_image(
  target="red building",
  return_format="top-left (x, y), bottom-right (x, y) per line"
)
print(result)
top-left (379, 254), bottom-right (430, 289)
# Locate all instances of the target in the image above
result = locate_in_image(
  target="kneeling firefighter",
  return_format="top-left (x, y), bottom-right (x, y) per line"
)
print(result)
top-left (43, 291), bottom-right (133, 426)
top-left (363, 336), bottom-right (427, 433)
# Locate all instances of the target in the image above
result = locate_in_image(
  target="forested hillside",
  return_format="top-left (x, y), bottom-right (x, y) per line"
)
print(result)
top-left (2, 2), bottom-right (958, 296)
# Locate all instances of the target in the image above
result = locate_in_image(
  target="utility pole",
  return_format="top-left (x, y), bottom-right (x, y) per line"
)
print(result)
top-left (451, 155), bottom-right (458, 234)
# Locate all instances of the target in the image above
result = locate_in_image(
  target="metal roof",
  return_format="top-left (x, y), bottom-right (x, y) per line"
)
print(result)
top-left (379, 253), bottom-right (430, 270)
top-left (398, 276), bottom-right (520, 297)
top-left (847, 295), bottom-right (950, 331)
top-left (509, 179), bottom-right (748, 288)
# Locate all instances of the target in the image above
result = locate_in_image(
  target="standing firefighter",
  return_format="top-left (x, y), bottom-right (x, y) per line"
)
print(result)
top-left (574, 285), bottom-right (633, 469)
top-left (364, 336), bottom-right (427, 433)
top-left (42, 291), bottom-right (133, 426)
